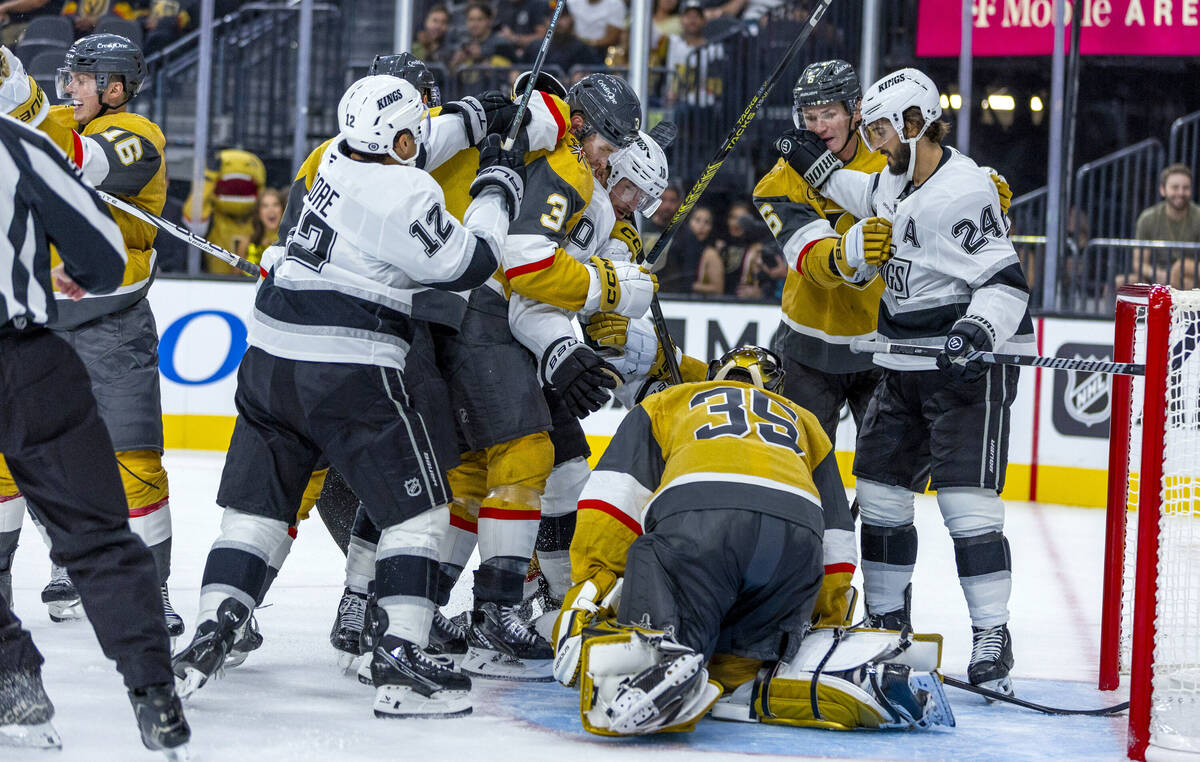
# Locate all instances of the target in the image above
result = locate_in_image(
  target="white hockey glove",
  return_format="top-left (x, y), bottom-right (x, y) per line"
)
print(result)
top-left (541, 337), bottom-right (620, 419)
top-left (0, 47), bottom-right (47, 126)
top-left (831, 216), bottom-right (893, 284)
top-left (470, 134), bottom-right (526, 221)
top-left (583, 256), bottom-right (658, 318)
top-left (584, 313), bottom-right (657, 378)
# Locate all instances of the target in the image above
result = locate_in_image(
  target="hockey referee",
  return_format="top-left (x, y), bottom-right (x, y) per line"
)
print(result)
top-left (0, 113), bottom-right (189, 756)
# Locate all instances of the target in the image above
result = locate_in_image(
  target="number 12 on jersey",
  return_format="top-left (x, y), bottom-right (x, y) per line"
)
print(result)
top-left (690, 386), bottom-right (805, 454)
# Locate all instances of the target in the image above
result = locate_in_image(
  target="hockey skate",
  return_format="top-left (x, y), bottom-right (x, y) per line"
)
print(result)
top-left (223, 614), bottom-right (263, 669)
top-left (0, 667), bottom-right (61, 750)
top-left (516, 573), bottom-right (563, 629)
top-left (371, 635), bottom-right (472, 719)
top-left (330, 587), bottom-right (368, 670)
top-left (42, 564), bottom-right (83, 622)
top-left (864, 583), bottom-right (912, 632)
top-left (161, 584), bottom-right (185, 643)
top-left (461, 601), bottom-right (554, 682)
top-left (0, 569), bottom-right (11, 608)
top-left (128, 682), bottom-right (190, 761)
top-left (426, 609), bottom-right (468, 658)
top-left (968, 623), bottom-right (1014, 697)
top-left (171, 598), bottom-right (250, 699)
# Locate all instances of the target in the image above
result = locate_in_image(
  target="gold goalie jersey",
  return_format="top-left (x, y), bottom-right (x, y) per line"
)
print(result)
top-left (570, 379), bottom-right (856, 588)
top-left (753, 138), bottom-right (886, 374)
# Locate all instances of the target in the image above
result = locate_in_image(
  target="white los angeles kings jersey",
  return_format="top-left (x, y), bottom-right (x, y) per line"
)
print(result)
top-left (822, 147), bottom-right (1035, 371)
top-left (250, 140), bottom-right (501, 370)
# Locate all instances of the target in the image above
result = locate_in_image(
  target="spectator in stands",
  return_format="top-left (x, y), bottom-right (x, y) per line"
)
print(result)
top-left (0, 0), bottom-right (61, 46)
top-left (242, 187), bottom-right (285, 267)
top-left (565, 0), bottom-right (625, 54)
top-left (183, 147), bottom-right (267, 277)
top-left (697, 201), bottom-right (767, 299)
top-left (449, 2), bottom-right (510, 74)
top-left (493, 0), bottom-right (548, 62)
top-left (642, 181), bottom-right (681, 251)
top-left (544, 6), bottom-right (603, 72)
top-left (660, 205), bottom-right (714, 295)
top-left (652, 0), bottom-right (681, 38)
top-left (412, 4), bottom-right (453, 69)
top-left (666, 0), bottom-right (719, 108)
top-left (1121, 164), bottom-right (1200, 289)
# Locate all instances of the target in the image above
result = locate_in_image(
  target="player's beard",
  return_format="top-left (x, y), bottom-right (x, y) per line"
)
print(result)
top-left (885, 142), bottom-right (911, 175)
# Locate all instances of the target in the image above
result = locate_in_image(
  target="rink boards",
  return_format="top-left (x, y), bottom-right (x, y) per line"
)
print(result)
top-left (148, 277), bottom-right (1119, 508)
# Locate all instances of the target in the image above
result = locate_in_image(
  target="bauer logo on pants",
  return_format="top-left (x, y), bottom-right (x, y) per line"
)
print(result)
top-left (1051, 342), bottom-right (1111, 439)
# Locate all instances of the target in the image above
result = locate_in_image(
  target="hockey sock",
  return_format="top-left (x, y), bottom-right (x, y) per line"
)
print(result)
top-left (197, 509), bottom-right (288, 623)
top-left (255, 526), bottom-right (297, 606)
top-left (0, 493), bottom-right (24, 565)
top-left (314, 468), bottom-right (358, 555)
top-left (537, 457), bottom-right (588, 599)
top-left (860, 522), bottom-right (918, 616)
top-left (437, 498), bottom-right (478, 606)
top-left (476, 486), bottom-right (542, 607)
top-left (375, 507), bottom-right (447, 648)
top-left (117, 451), bottom-right (172, 584)
top-left (345, 506), bottom-right (378, 596)
top-left (953, 532), bottom-right (1012, 628)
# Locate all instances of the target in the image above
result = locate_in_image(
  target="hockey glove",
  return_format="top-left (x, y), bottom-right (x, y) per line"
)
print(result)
top-left (440, 95), bottom-right (488, 146)
top-left (0, 46), bottom-right (48, 126)
top-left (584, 313), bottom-right (658, 378)
top-left (471, 133), bottom-right (526, 221)
top-left (474, 89), bottom-right (532, 138)
top-left (936, 317), bottom-right (994, 382)
top-left (983, 167), bottom-right (1013, 216)
top-left (584, 256), bottom-right (658, 318)
top-left (775, 128), bottom-right (843, 190)
top-left (541, 337), bottom-right (620, 419)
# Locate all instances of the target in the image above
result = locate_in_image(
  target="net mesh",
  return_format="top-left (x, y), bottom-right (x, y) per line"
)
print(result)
top-left (1149, 289), bottom-right (1200, 754)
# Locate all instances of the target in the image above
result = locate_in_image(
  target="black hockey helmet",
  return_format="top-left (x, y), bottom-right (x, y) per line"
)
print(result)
top-left (511, 69), bottom-right (568, 100)
top-left (706, 345), bottom-right (785, 393)
top-left (57, 33), bottom-right (147, 102)
top-left (566, 73), bottom-right (642, 147)
top-left (792, 59), bottom-right (861, 127)
top-left (370, 52), bottom-right (442, 106)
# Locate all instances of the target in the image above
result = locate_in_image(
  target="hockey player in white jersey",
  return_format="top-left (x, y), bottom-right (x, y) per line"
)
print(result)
top-left (172, 74), bottom-right (524, 719)
top-left (785, 67), bottom-right (1033, 696)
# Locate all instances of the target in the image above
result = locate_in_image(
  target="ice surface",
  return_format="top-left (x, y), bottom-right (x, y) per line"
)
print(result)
top-left (5, 452), bottom-right (1129, 761)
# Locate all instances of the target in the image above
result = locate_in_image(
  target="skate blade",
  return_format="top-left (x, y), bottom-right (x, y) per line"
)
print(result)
top-left (373, 685), bottom-right (472, 719)
top-left (0, 720), bottom-right (63, 749)
top-left (355, 654), bottom-right (373, 685)
top-left (47, 600), bottom-right (85, 622)
top-left (223, 647), bottom-right (249, 670)
top-left (336, 650), bottom-right (360, 672)
top-left (461, 648), bottom-right (553, 682)
top-left (976, 675), bottom-right (1014, 701)
top-left (160, 742), bottom-right (191, 761)
top-left (174, 666), bottom-right (211, 700)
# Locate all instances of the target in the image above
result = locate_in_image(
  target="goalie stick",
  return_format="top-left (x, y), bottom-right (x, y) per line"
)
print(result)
top-left (941, 676), bottom-right (1129, 716)
top-left (96, 190), bottom-right (266, 279)
top-left (503, 0), bottom-right (566, 151)
top-left (642, 0), bottom-right (835, 383)
top-left (849, 337), bottom-right (1145, 377)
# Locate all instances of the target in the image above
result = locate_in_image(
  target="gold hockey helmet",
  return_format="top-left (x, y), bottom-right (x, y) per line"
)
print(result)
top-left (706, 345), bottom-right (785, 393)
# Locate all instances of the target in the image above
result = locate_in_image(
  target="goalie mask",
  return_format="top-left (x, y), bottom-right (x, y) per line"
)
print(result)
top-left (706, 345), bottom-right (785, 394)
top-left (56, 33), bottom-right (146, 107)
top-left (337, 75), bottom-right (430, 166)
top-left (370, 52), bottom-right (441, 107)
top-left (858, 68), bottom-right (941, 182)
top-left (606, 130), bottom-right (669, 218)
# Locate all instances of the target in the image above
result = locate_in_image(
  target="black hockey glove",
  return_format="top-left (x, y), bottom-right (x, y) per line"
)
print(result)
top-left (473, 89), bottom-right (533, 139)
top-left (471, 133), bottom-right (526, 220)
top-left (937, 317), bottom-right (994, 382)
top-left (440, 95), bottom-right (488, 145)
top-left (541, 338), bottom-right (619, 419)
top-left (775, 128), bottom-right (843, 190)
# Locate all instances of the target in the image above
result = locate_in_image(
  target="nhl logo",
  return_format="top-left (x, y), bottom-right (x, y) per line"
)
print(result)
top-left (405, 477), bottom-right (422, 497)
top-left (1063, 359), bottom-right (1110, 428)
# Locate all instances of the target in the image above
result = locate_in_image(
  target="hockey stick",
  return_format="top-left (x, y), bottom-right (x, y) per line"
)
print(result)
top-left (97, 190), bottom-right (267, 279)
top-left (941, 676), bottom-right (1129, 716)
top-left (643, 0), bottom-right (835, 383)
top-left (849, 338), bottom-right (1145, 377)
top-left (502, 0), bottom-right (566, 151)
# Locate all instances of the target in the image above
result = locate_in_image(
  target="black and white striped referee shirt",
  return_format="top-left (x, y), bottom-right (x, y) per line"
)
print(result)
top-left (0, 113), bottom-right (126, 329)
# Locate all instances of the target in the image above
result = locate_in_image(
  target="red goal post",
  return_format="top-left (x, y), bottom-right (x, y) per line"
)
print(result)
top-left (1101, 284), bottom-right (1200, 760)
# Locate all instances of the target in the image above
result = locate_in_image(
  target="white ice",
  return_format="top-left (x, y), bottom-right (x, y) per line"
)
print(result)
top-left (6, 451), bottom-right (1129, 761)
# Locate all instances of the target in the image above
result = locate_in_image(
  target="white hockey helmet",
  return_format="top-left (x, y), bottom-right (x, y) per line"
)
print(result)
top-left (605, 130), bottom-right (669, 217)
top-left (336, 75), bottom-right (429, 166)
top-left (858, 68), bottom-right (942, 180)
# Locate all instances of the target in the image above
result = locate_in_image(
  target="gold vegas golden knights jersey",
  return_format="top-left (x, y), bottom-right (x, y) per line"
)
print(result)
top-left (570, 380), bottom-right (857, 591)
top-left (288, 93), bottom-right (596, 312)
top-left (45, 106), bottom-right (167, 328)
top-left (752, 138), bottom-right (886, 374)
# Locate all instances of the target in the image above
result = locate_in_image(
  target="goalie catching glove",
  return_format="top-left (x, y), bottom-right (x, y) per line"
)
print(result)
top-left (471, 133), bottom-right (526, 221)
top-left (583, 256), bottom-right (657, 318)
top-left (775, 127), bottom-right (843, 190)
top-left (540, 337), bottom-right (620, 419)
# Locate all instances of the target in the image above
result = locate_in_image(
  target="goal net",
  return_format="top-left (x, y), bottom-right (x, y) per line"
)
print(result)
top-left (1101, 285), bottom-right (1200, 760)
